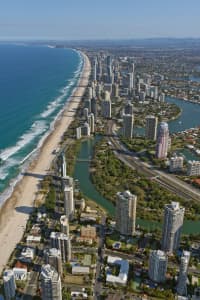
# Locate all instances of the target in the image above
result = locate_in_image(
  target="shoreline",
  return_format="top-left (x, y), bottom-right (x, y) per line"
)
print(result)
top-left (0, 49), bottom-right (83, 207)
top-left (0, 51), bottom-right (91, 274)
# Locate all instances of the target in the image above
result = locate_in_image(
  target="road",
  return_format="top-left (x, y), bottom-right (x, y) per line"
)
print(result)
top-left (107, 120), bottom-right (200, 203)
top-left (94, 214), bottom-right (106, 300)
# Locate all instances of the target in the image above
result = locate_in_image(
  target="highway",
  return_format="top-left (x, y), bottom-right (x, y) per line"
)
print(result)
top-left (107, 120), bottom-right (200, 203)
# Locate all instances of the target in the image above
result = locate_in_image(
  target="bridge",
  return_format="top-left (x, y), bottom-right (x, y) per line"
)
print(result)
top-left (75, 158), bottom-right (92, 162)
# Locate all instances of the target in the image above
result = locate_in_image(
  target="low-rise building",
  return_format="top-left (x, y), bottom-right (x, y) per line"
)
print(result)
top-left (187, 160), bottom-right (200, 176)
top-left (13, 268), bottom-right (28, 280)
top-left (106, 256), bottom-right (129, 285)
top-left (19, 247), bottom-right (35, 263)
top-left (72, 266), bottom-right (90, 275)
top-left (81, 225), bottom-right (97, 240)
top-left (169, 155), bottom-right (184, 172)
top-left (26, 235), bottom-right (41, 244)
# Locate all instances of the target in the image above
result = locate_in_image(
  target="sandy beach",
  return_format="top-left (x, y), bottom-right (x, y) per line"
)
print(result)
top-left (0, 52), bottom-right (91, 274)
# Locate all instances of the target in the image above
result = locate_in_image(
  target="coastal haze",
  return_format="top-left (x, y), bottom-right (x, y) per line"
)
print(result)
top-left (1, 1), bottom-right (200, 300)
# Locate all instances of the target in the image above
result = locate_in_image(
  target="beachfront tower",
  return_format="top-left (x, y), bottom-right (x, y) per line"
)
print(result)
top-left (177, 251), bottom-right (191, 296)
top-left (148, 250), bottom-right (168, 283)
top-left (115, 191), bottom-right (137, 236)
top-left (50, 232), bottom-right (71, 262)
top-left (61, 153), bottom-right (67, 178)
top-left (41, 264), bottom-right (62, 300)
top-left (156, 122), bottom-right (169, 159)
top-left (44, 248), bottom-right (63, 276)
top-left (161, 202), bottom-right (185, 253)
top-left (145, 115), bottom-right (158, 141)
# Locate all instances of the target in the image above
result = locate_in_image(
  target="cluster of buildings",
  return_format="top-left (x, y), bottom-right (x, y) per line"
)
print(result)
top-left (148, 202), bottom-right (190, 297)
top-left (113, 191), bottom-right (189, 297)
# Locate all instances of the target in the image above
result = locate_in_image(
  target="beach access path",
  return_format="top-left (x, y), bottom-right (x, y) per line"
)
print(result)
top-left (0, 52), bottom-right (91, 274)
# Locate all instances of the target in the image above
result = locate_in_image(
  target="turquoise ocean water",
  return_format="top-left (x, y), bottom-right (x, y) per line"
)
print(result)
top-left (0, 44), bottom-right (83, 203)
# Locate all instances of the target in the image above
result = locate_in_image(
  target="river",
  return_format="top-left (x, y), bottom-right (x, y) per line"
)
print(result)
top-left (73, 97), bottom-right (200, 234)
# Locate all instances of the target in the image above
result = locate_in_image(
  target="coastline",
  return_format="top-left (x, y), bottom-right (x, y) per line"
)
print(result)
top-left (0, 51), bottom-right (91, 274)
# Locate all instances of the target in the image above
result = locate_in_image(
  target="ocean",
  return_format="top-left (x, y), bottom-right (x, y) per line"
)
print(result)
top-left (0, 44), bottom-right (83, 203)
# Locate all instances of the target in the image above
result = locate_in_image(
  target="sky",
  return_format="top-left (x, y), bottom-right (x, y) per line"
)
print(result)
top-left (0, 0), bottom-right (200, 40)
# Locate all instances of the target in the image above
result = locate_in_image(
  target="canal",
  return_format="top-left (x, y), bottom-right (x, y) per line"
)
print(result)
top-left (73, 97), bottom-right (200, 234)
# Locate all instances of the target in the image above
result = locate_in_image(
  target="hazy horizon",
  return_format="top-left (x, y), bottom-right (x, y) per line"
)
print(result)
top-left (1, 0), bottom-right (200, 40)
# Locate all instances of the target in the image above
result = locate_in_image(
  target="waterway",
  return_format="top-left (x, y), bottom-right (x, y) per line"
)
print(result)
top-left (73, 97), bottom-right (200, 234)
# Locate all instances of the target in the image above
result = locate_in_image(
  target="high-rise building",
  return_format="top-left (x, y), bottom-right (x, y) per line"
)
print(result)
top-left (61, 175), bottom-right (73, 187)
top-left (3, 269), bottom-right (16, 300)
top-left (124, 101), bottom-right (133, 115)
top-left (128, 72), bottom-right (134, 91)
top-left (101, 99), bottom-right (112, 119)
top-left (150, 86), bottom-right (158, 100)
top-left (97, 59), bottom-right (102, 81)
top-left (86, 87), bottom-right (93, 99)
top-left (41, 264), bottom-right (62, 300)
top-left (83, 107), bottom-right (89, 119)
top-left (187, 160), bottom-right (200, 176)
top-left (115, 191), bottom-right (137, 235)
top-left (91, 97), bottom-right (98, 116)
top-left (159, 93), bottom-right (165, 102)
top-left (84, 99), bottom-right (91, 113)
top-left (50, 232), bottom-right (71, 262)
top-left (112, 83), bottom-right (119, 98)
top-left (145, 115), bottom-right (158, 141)
top-left (81, 122), bottom-right (91, 136)
top-left (88, 113), bottom-right (95, 133)
top-left (92, 58), bottom-right (97, 81)
top-left (61, 153), bottom-right (67, 178)
top-left (161, 202), bottom-right (185, 253)
top-left (169, 155), bottom-right (184, 172)
top-left (177, 251), bottom-right (191, 296)
top-left (104, 90), bottom-right (111, 101)
top-left (156, 122), bottom-right (169, 159)
top-left (44, 248), bottom-right (63, 275)
top-left (123, 114), bottom-right (134, 139)
top-left (76, 127), bottom-right (82, 139)
top-left (148, 250), bottom-right (168, 283)
top-left (60, 215), bottom-right (69, 235)
top-left (63, 185), bottom-right (74, 220)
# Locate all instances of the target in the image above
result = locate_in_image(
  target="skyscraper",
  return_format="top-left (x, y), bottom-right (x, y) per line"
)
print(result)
top-left (101, 99), bottom-right (112, 119)
top-left (115, 191), bottom-right (137, 235)
top-left (123, 114), bottom-right (134, 139)
top-left (161, 202), bottom-right (185, 253)
top-left (156, 122), bottom-right (169, 159)
top-left (124, 101), bottom-right (133, 115)
top-left (44, 248), bottom-right (63, 275)
top-left (50, 232), bottom-right (71, 262)
top-left (60, 215), bottom-right (69, 235)
top-left (3, 269), bottom-right (16, 300)
top-left (91, 97), bottom-right (98, 117)
top-left (145, 115), bottom-right (158, 141)
top-left (87, 113), bottom-right (95, 133)
top-left (63, 185), bottom-right (74, 220)
top-left (61, 153), bottom-right (67, 178)
top-left (92, 58), bottom-right (97, 81)
top-left (84, 99), bottom-right (91, 113)
top-left (177, 251), bottom-right (190, 296)
top-left (148, 250), bottom-right (168, 283)
top-left (41, 264), bottom-right (62, 300)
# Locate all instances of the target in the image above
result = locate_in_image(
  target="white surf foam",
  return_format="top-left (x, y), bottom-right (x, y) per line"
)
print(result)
top-left (0, 120), bottom-right (47, 161)
top-left (0, 49), bottom-right (84, 207)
